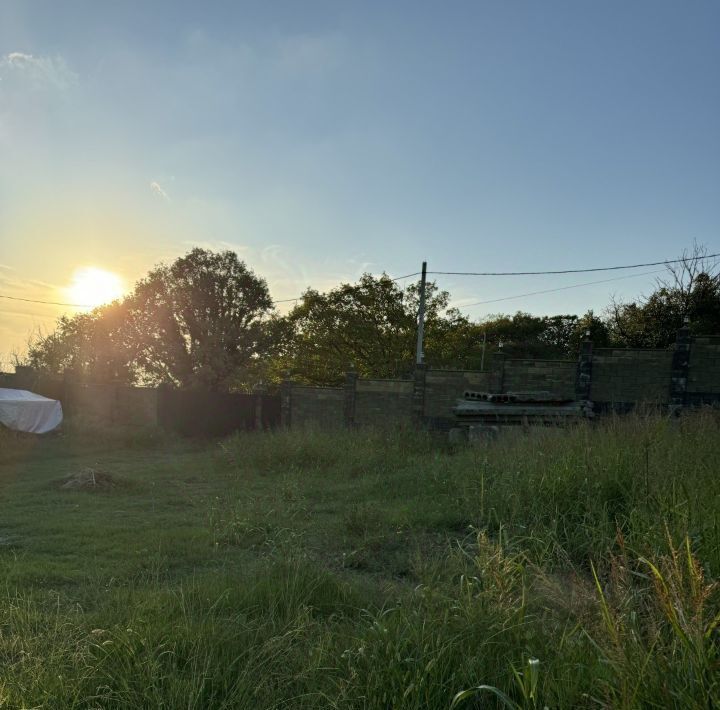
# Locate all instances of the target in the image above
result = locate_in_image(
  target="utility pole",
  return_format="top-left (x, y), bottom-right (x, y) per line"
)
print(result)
top-left (415, 261), bottom-right (427, 365)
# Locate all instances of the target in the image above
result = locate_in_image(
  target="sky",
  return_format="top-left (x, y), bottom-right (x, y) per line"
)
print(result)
top-left (1, 0), bottom-right (719, 364)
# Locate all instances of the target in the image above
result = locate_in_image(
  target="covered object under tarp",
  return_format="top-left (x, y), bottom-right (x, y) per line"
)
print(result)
top-left (0, 388), bottom-right (63, 434)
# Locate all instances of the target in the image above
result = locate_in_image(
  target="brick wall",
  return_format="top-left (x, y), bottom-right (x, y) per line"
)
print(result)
top-left (66, 383), bottom-right (118, 421)
top-left (33, 376), bottom-right (66, 403)
top-left (591, 348), bottom-right (674, 405)
top-left (687, 336), bottom-right (720, 401)
top-left (354, 379), bottom-right (413, 426)
top-left (290, 385), bottom-right (345, 428)
top-left (502, 359), bottom-right (576, 398)
top-left (283, 333), bottom-right (717, 426)
top-left (0, 373), bottom-right (15, 388)
top-left (3, 330), bottom-right (719, 432)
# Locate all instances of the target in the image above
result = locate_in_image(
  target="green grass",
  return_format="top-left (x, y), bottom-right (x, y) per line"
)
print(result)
top-left (0, 412), bottom-right (718, 708)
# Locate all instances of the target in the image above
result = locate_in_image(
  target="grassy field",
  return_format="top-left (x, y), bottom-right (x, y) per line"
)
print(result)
top-left (0, 413), bottom-right (718, 708)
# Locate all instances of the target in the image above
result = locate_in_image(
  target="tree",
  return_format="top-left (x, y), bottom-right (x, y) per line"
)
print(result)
top-left (608, 244), bottom-right (720, 347)
top-left (278, 274), bottom-right (481, 384)
top-left (123, 249), bottom-right (274, 389)
top-left (471, 311), bottom-right (613, 359)
top-left (25, 248), bottom-right (275, 390)
top-left (475, 312), bottom-right (569, 359)
top-left (567, 310), bottom-right (611, 352)
top-left (27, 301), bottom-right (134, 382)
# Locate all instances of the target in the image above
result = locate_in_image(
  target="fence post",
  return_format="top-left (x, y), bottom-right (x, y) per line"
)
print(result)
top-left (412, 363), bottom-right (427, 426)
top-left (669, 318), bottom-right (691, 413)
top-left (280, 374), bottom-right (292, 429)
top-left (253, 382), bottom-right (266, 431)
top-left (576, 332), bottom-right (593, 401)
top-left (494, 351), bottom-right (507, 393)
top-left (344, 368), bottom-right (358, 427)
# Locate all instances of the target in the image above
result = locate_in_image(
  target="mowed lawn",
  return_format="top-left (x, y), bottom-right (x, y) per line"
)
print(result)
top-left (0, 414), bottom-right (719, 709)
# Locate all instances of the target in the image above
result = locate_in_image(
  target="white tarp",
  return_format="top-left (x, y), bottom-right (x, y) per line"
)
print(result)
top-left (0, 388), bottom-right (63, 434)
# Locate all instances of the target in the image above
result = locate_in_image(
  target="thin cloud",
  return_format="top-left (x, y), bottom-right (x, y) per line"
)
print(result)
top-left (0, 52), bottom-right (78, 91)
top-left (150, 181), bottom-right (171, 202)
top-left (0, 269), bottom-right (58, 295)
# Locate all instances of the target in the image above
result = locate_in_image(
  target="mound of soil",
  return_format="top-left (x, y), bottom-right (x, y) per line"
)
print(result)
top-left (58, 468), bottom-right (123, 491)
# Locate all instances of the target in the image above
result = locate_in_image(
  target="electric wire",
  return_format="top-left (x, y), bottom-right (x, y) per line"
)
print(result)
top-left (389, 271), bottom-right (422, 282)
top-left (1, 252), bottom-right (715, 310)
top-left (0, 293), bottom-right (93, 308)
top-left (428, 252), bottom-right (720, 277)
top-left (455, 268), bottom-right (667, 308)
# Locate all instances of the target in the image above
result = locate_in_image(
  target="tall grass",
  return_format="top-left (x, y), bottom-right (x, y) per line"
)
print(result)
top-left (0, 416), bottom-right (177, 466)
top-left (0, 411), bottom-right (717, 707)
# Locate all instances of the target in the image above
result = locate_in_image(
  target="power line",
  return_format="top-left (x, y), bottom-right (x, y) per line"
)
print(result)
top-left (456, 268), bottom-right (667, 308)
top-left (390, 271), bottom-right (422, 282)
top-left (0, 293), bottom-right (92, 308)
top-left (429, 252), bottom-right (720, 277)
top-left (270, 271), bottom-right (423, 305)
top-left (1, 291), bottom-right (304, 308)
top-left (2, 252), bottom-right (714, 310)
top-left (2, 284), bottom-right (409, 310)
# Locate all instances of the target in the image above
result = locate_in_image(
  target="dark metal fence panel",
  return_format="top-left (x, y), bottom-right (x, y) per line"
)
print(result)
top-left (260, 394), bottom-right (281, 430)
top-left (158, 389), bottom-right (258, 437)
top-left (34, 377), bottom-right (66, 404)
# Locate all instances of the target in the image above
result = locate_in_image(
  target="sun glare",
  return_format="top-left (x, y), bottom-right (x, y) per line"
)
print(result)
top-left (67, 267), bottom-right (124, 309)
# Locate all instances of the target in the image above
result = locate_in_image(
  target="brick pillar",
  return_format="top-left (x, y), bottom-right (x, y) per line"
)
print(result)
top-left (253, 383), bottom-right (266, 431)
top-left (412, 363), bottom-right (427, 426)
top-left (669, 321), bottom-right (691, 413)
top-left (494, 352), bottom-right (507, 393)
top-left (344, 369), bottom-right (358, 427)
top-left (280, 375), bottom-right (292, 429)
top-left (575, 334), bottom-right (593, 401)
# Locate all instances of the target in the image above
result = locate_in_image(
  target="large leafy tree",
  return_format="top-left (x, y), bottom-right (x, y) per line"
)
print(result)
top-left (123, 249), bottom-right (274, 389)
top-left (26, 249), bottom-right (275, 390)
top-left (278, 274), bottom-right (482, 384)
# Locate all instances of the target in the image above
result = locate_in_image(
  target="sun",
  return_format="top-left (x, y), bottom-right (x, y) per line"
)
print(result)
top-left (67, 267), bottom-right (125, 309)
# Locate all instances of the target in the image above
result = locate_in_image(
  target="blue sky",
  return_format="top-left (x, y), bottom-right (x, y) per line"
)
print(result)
top-left (1, 0), bottom-right (719, 359)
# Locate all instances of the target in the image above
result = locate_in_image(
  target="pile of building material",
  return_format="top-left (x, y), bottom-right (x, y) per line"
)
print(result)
top-left (451, 390), bottom-right (593, 439)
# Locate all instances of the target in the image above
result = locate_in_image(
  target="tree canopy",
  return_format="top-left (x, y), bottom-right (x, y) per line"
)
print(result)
top-left (21, 245), bottom-right (720, 389)
top-left (278, 275), bottom-right (479, 384)
top-left (28, 249), bottom-right (274, 390)
top-left (122, 249), bottom-right (273, 389)
top-left (27, 302), bottom-right (133, 383)
top-left (608, 247), bottom-right (720, 347)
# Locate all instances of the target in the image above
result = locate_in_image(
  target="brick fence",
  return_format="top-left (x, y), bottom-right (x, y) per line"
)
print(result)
top-left (281, 327), bottom-right (720, 429)
top-left (2, 326), bottom-right (718, 432)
